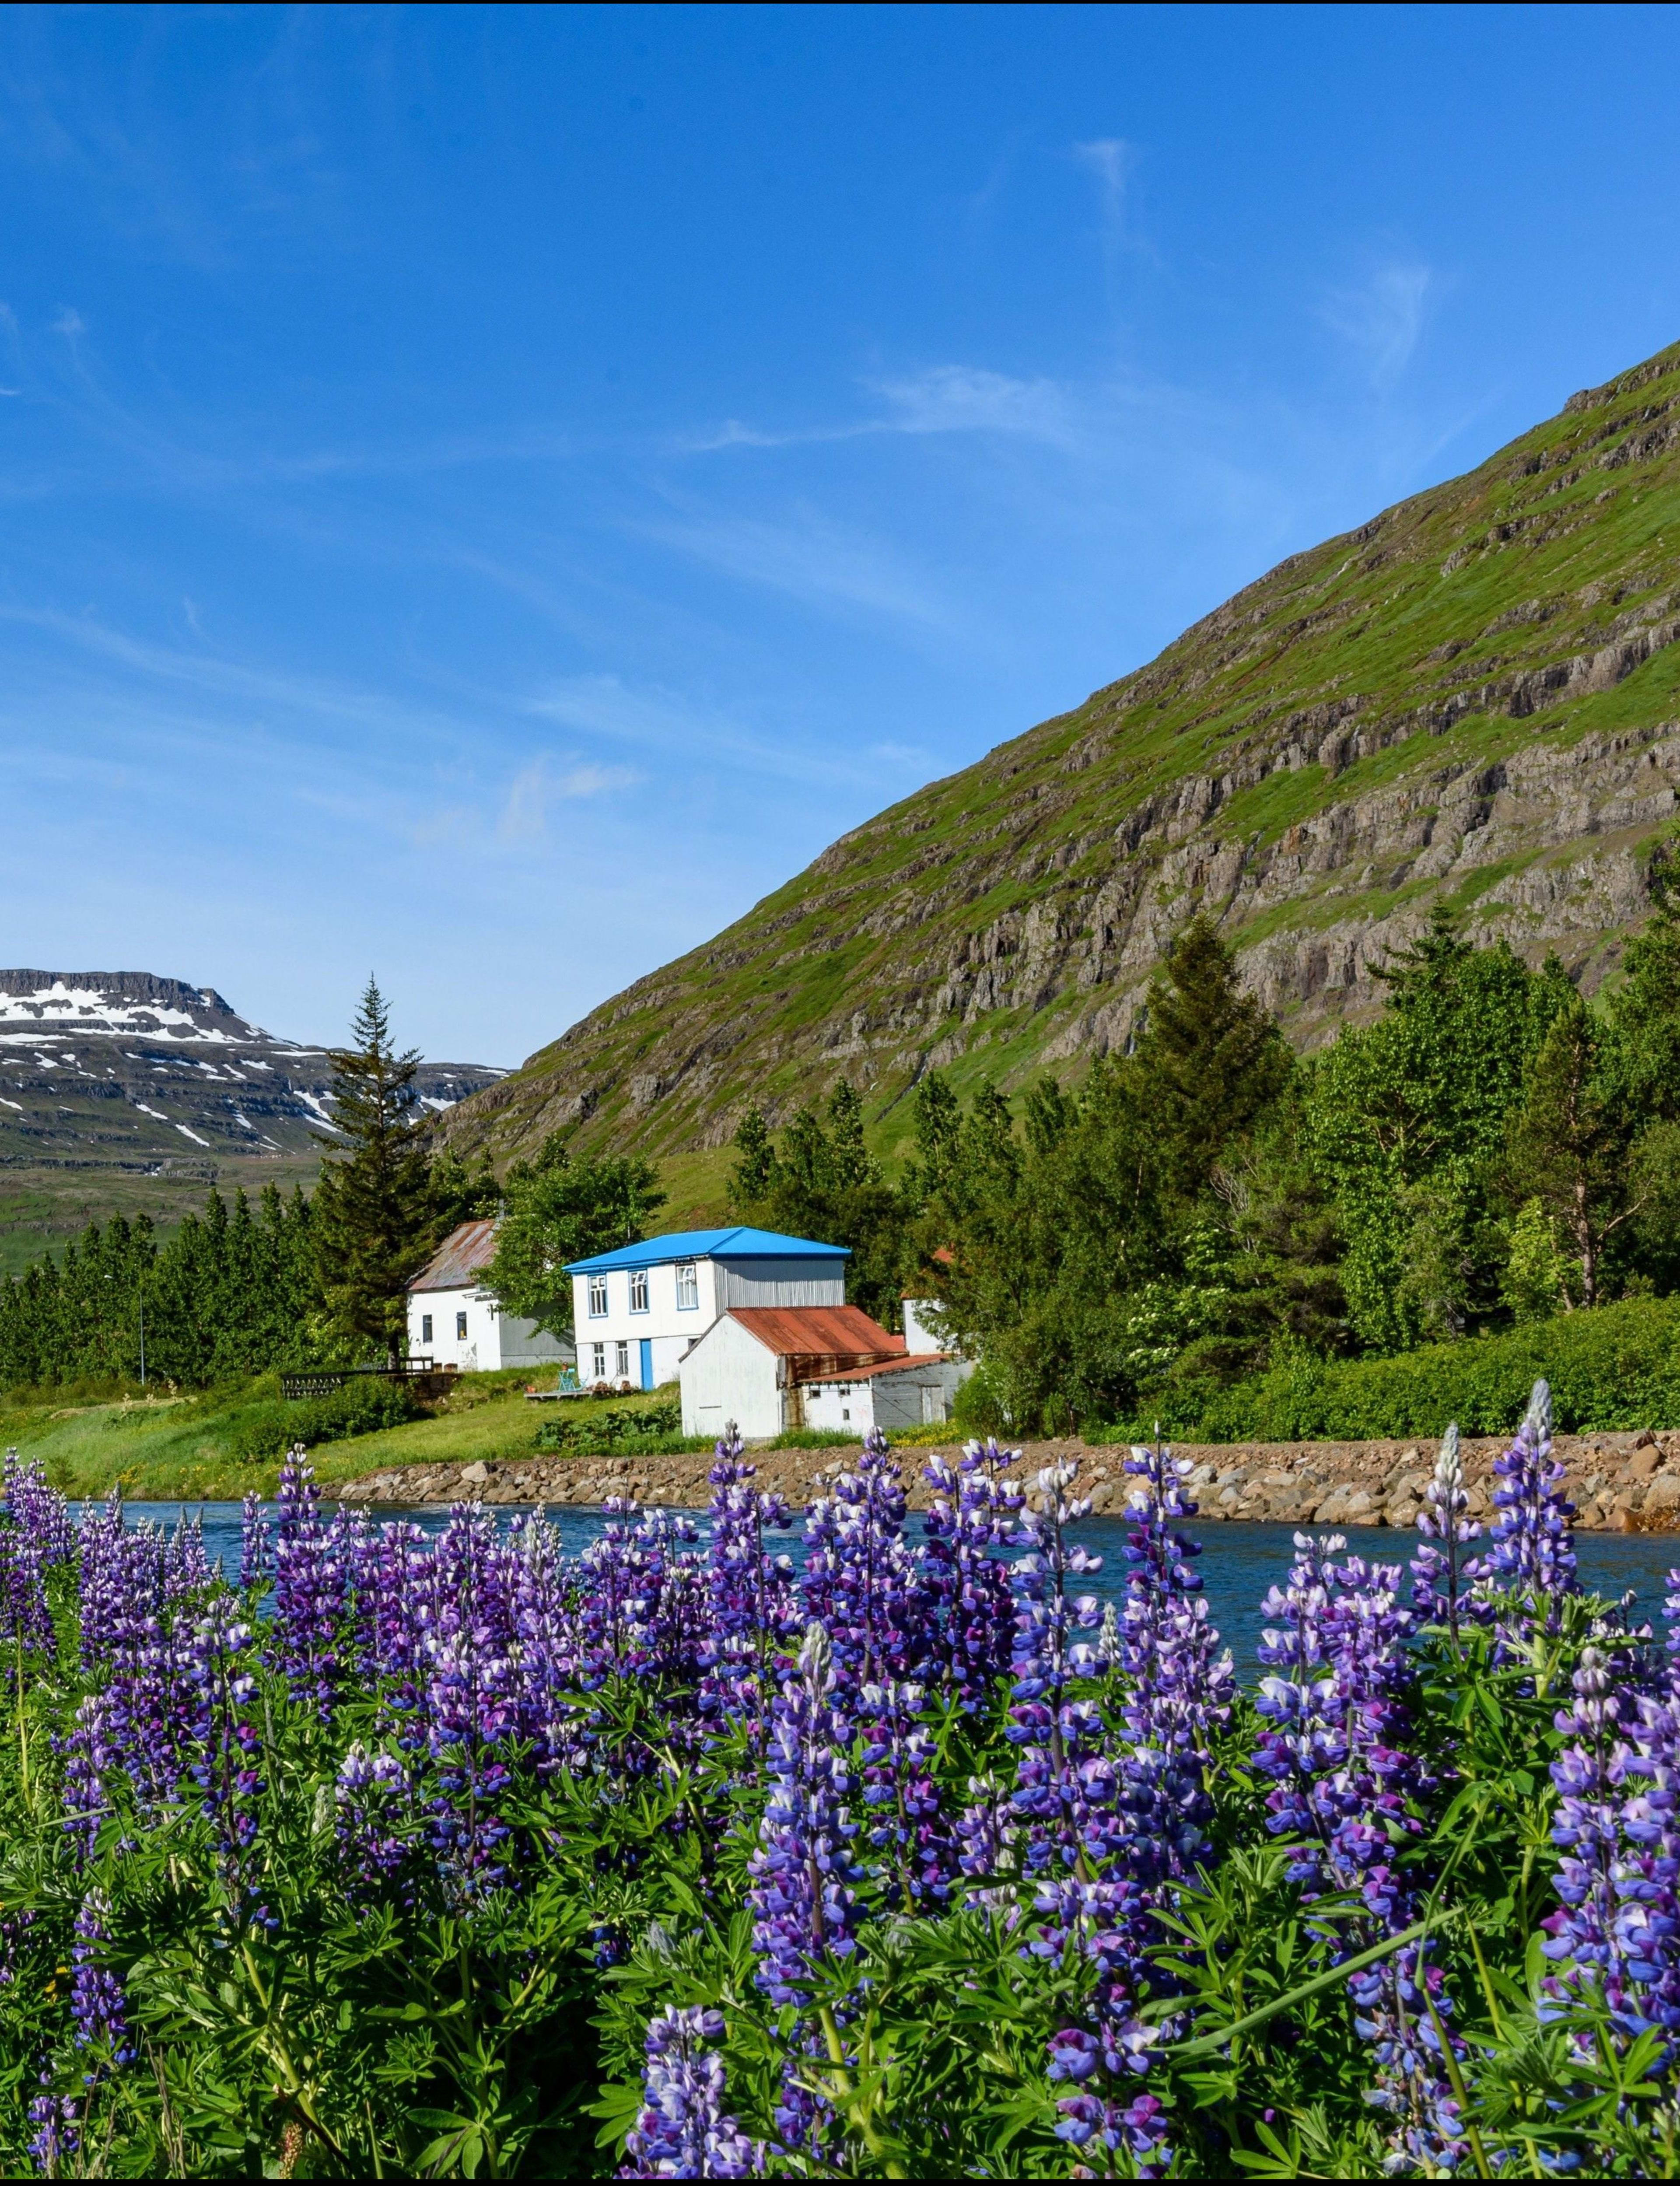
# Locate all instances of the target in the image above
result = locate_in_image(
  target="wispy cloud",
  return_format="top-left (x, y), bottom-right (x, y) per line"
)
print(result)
top-left (681, 364), bottom-right (1077, 457)
top-left (869, 364), bottom-right (1077, 446)
top-left (49, 305), bottom-right (84, 337)
top-left (497, 755), bottom-right (639, 841)
top-left (637, 505), bottom-right (961, 633)
top-left (1322, 259), bottom-right (1433, 391)
top-left (1073, 137), bottom-right (1145, 293)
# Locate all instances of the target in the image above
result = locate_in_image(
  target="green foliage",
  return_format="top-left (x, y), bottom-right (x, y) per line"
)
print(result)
top-left (0, 1184), bottom-right (319, 1394)
top-left (312, 978), bottom-right (438, 1366)
top-left (485, 1134), bottom-right (667, 1338)
top-left (224, 1374), bottom-right (428, 1464)
top-left (1140, 1294), bottom-right (1680, 1441)
top-left (1503, 1199), bottom-right (1566, 1323)
top-left (532, 1401), bottom-right (692, 1455)
top-left (729, 1082), bottom-right (910, 1328)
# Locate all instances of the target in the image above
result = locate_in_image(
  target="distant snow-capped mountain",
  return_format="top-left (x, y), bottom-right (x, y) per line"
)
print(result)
top-left (0, 970), bottom-right (502, 1175)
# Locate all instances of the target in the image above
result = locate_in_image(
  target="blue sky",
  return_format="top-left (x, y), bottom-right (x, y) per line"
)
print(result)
top-left (4, 5), bottom-right (1680, 1066)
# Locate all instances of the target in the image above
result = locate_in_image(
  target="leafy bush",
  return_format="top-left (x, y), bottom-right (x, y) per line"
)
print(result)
top-left (226, 1373), bottom-right (426, 1463)
top-left (533, 1401), bottom-right (689, 1456)
top-left (1120, 1295), bottom-right (1680, 1441)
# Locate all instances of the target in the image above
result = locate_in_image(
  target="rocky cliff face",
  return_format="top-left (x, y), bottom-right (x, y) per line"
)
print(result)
top-left (0, 972), bottom-right (500, 1261)
top-left (438, 340), bottom-right (1680, 1179)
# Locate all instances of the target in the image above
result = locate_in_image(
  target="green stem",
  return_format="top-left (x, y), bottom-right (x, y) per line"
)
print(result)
top-left (1168, 1915), bottom-right (1441, 2062)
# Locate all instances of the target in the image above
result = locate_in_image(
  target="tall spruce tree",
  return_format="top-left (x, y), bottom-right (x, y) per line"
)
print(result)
top-left (311, 978), bottom-right (434, 1365)
top-left (1507, 998), bottom-right (1634, 1309)
top-left (1133, 914), bottom-right (1292, 1196)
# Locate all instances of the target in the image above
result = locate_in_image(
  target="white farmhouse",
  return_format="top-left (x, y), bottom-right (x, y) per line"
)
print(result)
top-left (564, 1226), bottom-right (851, 1393)
top-left (406, 1219), bottom-right (575, 1374)
top-left (677, 1300), bottom-right (966, 1440)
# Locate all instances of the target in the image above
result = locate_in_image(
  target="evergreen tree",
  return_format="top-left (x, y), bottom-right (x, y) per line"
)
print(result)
top-left (1133, 914), bottom-right (1292, 1196)
top-left (1507, 998), bottom-right (1635, 1308)
top-left (311, 979), bottom-right (435, 1366)
top-left (730, 1082), bottom-right (909, 1328)
top-left (484, 1135), bottom-right (665, 1337)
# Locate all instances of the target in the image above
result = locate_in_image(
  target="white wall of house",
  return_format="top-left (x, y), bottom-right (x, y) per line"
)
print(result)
top-left (407, 1288), bottom-right (572, 1373)
top-left (902, 1299), bottom-right (952, 1354)
top-left (572, 1252), bottom-right (847, 1391)
top-left (677, 1314), bottom-right (786, 1440)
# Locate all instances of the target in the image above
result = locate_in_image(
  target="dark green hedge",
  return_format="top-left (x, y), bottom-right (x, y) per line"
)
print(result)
top-left (1115, 1298), bottom-right (1680, 1444)
top-left (225, 1374), bottom-right (427, 1464)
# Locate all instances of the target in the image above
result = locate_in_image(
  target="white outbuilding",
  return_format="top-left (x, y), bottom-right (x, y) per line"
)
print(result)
top-left (406, 1219), bottom-right (575, 1374)
top-left (677, 1301), bottom-right (966, 1441)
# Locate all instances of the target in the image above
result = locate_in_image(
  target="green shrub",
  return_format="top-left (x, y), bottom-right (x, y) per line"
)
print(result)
top-left (1115, 1297), bottom-right (1680, 1442)
top-left (227, 1374), bottom-right (426, 1463)
top-left (533, 1401), bottom-right (687, 1456)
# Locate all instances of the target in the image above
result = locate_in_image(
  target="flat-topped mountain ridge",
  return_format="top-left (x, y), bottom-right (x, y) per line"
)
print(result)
top-left (0, 971), bottom-right (501, 1267)
top-left (436, 337), bottom-right (1680, 1186)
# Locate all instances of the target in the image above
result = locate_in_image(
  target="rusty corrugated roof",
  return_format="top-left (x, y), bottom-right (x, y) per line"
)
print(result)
top-left (727, 1304), bottom-right (903, 1362)
top-left (800, 1352), bottom-right (949, 1384)
top-left (408, 1217), bottom-right (500, 1293)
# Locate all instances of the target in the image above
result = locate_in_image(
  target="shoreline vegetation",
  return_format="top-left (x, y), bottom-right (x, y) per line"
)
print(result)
top-left (8, 1383), bottom-right (1680, 2173)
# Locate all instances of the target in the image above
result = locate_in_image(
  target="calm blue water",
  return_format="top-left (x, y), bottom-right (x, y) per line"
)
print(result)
top-left (104, 1502), bottom-right (1680, 1678)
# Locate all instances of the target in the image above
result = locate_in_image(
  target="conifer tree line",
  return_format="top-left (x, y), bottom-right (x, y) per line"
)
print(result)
top-left (0, 981), bottom-right (502, 1393)
top-left (731, 866), bottom-right (1680, 1433)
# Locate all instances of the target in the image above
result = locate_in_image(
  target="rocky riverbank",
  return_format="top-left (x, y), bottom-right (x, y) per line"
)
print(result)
top-left (329, 1425), bottom-right (1680, 1530)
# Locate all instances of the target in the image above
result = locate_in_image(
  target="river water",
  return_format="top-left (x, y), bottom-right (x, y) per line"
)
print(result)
top-left (105, 1502), bottom-right (1680, 1679)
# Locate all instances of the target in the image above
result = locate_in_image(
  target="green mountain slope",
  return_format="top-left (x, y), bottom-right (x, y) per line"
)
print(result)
top-left (440, 340), bottom-right (1680, 1192)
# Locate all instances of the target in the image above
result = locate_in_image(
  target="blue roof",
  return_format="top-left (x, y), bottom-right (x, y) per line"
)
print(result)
top-left (564, 1226), bottom-right (850, 1275)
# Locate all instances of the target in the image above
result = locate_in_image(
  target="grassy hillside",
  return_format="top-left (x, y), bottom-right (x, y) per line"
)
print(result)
top-left (438, 339), bottom-right (1680, 1190)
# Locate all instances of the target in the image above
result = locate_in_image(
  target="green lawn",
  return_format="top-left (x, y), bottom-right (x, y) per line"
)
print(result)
top-left (0, 1373), bottom-right (688, 1503)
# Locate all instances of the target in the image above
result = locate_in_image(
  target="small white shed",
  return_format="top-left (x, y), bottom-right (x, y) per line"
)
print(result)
top-left (406, 1219), bottom-right (575, 1374)
top-left (678, 1302), bottom-right (963, 1441)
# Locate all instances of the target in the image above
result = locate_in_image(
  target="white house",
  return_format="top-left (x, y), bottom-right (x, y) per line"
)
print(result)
top-left (565, 1226), bottom-right (850, 1394)
top-left (406, 1219), bottom-right (575, 1374)
top-left (677, 1300), bottom-right (967, 1440)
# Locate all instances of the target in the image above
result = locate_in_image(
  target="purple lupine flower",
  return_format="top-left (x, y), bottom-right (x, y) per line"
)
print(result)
top-left (1253, 1533), bottom-right (1465, 2170)
top-left (1112, 1439), bottom-right (1233, 1887)
top-left (70, 1889), bottom-right (136, 2073)
top-left (424, 1514), bottom-right (522, 1899)
top-left (59, 1692), bottom-right (116, 1864)
top-left (621, 2006), bottom-right (763, 2179)
top-left (857, 1679), bottom-right (954, 1907)
top-left (505, 1511), bottom-right (583, 1773)
top-left (698, 1433), bottom-right (799, 1728)
top-left (1038, 1440), bottom-right (1232, 2174)
top-left (801, 1431), bottom-right (924, 1695)
top-left (4, 1450), bottom-right (74, 1567)
top-left (76, 1491), bottom-right (151, 1666)
top-left (270, 1452), bottom-right (346, 1719)
top-left (164, 1509), bottom-right (211, 1599)
top-left (336, 1742), bottom-right (419, 1899)
top-left (1543, 1646), bottom-right (1639, 2021)
top-left (0, 1527), bottom-right (56, 1666)
top-left (998, 1460), bottom-right (1106, 1878)
top-left (1410, 1424), bottom-right (1488, 1639)
top-left (185, 1599), bottom-right (263, 1864)
top-left (239, 1492), bottom-right (271, 1591)
top-left (748, 1622), bottom-right (863, 2010)
top-left (28, 2080), bottom-right (78, 2173)
top-left (1483, 1379), bottom-right (1577, 1635)
top-left (919, 1438), bottom-right (1023, 1710)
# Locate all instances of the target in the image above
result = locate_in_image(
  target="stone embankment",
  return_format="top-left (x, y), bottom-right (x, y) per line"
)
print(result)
top-left (330, 1426), bottom-right (1680, 1531)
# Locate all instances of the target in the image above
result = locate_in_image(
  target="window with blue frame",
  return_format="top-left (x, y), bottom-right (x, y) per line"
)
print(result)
top-left (630, 1268), bottom-right (649, 1313)
top-left (675, 1261), bottom-right (698, 1310)
top-left (588, 1275), bottom-right (608, 1318)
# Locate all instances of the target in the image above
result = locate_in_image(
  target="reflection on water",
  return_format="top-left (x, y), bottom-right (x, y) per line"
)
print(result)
top-left (104, 1502), bottom-right (1680, 1684)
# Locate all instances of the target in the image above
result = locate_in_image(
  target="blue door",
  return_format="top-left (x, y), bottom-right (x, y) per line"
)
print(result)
top-left (639, 1338), bottom-right (653, 1391)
